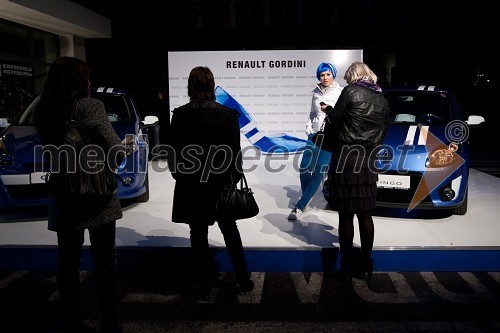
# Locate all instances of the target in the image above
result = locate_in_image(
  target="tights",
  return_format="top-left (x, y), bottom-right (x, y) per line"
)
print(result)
top-left (57, 221), bottom-right (117, 324)
top-left (338, 211), bottom-right (374, 270)
top-left (189, 219), bottom-right (249, 285)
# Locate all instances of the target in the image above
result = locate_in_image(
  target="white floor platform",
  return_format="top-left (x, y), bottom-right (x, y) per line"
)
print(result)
top-left (1, 158), bottom-right (500, 272)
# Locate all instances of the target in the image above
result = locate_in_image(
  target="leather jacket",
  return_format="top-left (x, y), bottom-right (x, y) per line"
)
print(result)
top-left (322, 84), bottom-right (389, 155)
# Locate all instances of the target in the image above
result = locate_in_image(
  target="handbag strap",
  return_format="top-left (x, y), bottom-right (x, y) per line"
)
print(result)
top-left (229, 173), bottom-right (249, 190)
top-left (69, 98), bottom-right (82, 121)
top-left (238, 173), bottom-right (249, 190)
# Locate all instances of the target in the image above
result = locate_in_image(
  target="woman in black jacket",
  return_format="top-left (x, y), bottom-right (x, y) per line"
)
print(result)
top-left (167, 66), bottom-right (254, 299)
top-left (34, 57), bottom-right (124, 333)
top-left (323, 61), bottom-right (389, 282)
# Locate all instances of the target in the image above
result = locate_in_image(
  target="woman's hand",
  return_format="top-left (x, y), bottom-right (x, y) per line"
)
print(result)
top-left (305, 125), bottom-right (313, 136)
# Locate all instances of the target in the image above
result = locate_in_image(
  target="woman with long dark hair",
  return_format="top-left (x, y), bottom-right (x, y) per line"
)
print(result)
top-left (167, 66), bottom-right (254, 300)
top-left (34, 56), bottom-right (124, 333)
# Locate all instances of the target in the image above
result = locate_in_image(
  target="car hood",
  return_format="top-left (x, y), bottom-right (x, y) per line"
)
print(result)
top-left (379, 122), bottom-right (456, 172)
top-left (1, 122), bottom-right (138, 172)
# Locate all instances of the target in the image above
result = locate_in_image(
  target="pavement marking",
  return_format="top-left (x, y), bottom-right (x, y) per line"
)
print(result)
top-left (122, 293), bottom-right (182, 303)
top-left (0, 270), bottom-right (28, 288)
top-left (32, 271), bottom-right (500, 306)
top-left (290, 272), bottom-right (322, 303)
top-left (237, 272), bottom-right (265, 304)
top-left (420, 272), bottom-right (499, 303)
top-left (353, 272), bottom-right (420, 303)
top-left (197, 321), bottom-right (500, 333)
top-left (489, 272), bottom-right (500, 284)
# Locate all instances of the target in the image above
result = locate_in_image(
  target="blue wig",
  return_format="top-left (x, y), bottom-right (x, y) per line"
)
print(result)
top-left (316, 62), bottom-right (337, 80)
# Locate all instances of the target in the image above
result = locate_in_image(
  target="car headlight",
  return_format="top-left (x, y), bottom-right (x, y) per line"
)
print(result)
top-left (123, 134), bottom-right (139, 156)
top-left (426, 142), bottom-right (459, 168)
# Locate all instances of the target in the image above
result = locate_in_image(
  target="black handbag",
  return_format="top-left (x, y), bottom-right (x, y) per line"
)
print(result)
top-left (46, 99), bottom-right (119, 197)
top-left (216, 174), bottom-right (259, 220)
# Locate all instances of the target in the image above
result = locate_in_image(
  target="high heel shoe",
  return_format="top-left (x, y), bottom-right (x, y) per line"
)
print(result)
top-left (352, 257), bottom-right (373, 281)
top-left (235, 279), bottom-right (254, 293)
top-left (363, 258), bottom-right (373, 282)
top-left (332, 269), bottom-right (352, 283)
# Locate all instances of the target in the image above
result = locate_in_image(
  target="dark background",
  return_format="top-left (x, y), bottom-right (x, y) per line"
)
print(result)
top-left (78, 0), bottom-right (498, 148)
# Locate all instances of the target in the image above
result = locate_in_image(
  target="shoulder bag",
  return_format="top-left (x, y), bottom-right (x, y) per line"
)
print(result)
top-left (46, 99), bottom-right (118, 197)
top-left (215, 173), bottom-right (259, 220)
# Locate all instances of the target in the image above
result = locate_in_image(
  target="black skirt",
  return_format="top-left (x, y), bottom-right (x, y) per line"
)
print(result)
top-left (328, 152), bottom-right (378, 213)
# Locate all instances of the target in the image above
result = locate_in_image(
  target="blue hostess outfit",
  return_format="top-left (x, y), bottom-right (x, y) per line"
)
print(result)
top-left (296, 133), bottom-right (332, 211)
top-left (294, 81), bottom-right (343, 212)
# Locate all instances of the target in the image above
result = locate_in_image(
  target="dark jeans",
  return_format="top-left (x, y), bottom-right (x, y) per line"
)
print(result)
top-left (56, 221), bottom-right (117, 321)
top-left (189, 219), bottom-right (250, 285)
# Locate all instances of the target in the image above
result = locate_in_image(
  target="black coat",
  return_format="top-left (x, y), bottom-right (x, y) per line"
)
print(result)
top-left (167, 100), bottom-right (242, 225)
top-left (323, 84), bottom-right (389, 155)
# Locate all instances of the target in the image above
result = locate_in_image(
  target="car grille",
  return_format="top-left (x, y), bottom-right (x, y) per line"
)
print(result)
top-left (376, 172), bottom-right (432, 204)
top-left (6, 184), bottom-right (49, 200)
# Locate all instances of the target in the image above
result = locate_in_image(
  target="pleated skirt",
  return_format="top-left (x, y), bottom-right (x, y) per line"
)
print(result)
top-left (328, 152), bottom-right (378, 213)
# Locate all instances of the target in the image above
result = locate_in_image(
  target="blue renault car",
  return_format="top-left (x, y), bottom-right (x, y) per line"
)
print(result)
top-left (324, 85), bottom-right (485, 215)
top-left (0, 87), bottom-right (158, 208)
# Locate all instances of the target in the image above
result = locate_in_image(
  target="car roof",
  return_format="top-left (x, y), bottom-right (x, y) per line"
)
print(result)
top-left (91, 87), bottom-right (129, 96)
top-left (383, 85), bottom-right (450, 94)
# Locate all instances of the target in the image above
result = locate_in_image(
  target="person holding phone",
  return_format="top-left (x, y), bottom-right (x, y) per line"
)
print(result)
top-left (288, 62), bottom-right (343, 220)
top-left (322, 61), bottom-right (389, 281)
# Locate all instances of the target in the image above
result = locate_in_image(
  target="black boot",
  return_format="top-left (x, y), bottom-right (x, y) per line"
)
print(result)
top-left (333, 249), bottom-right (352, 283)
top-left (235, 275), bottom-right (254, 293)
top-left (99, 320), bottom-right (123, 333)
top-left (332, 268), bottom-right (352, 283)
top-left (362, 257), bottom-right (374, 282)
top-left (61, 306), bottom-right (97, 333)
top-left (99, 297), bottom-right (122, 333)
top-left (99, 302), bottom-right (122, 333)
top-left (352, 256), bottom-right (373, 281)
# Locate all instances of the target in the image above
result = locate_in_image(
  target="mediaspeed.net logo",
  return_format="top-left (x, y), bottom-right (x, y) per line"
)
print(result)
top-left (408, 120), bottom-right (468, 212)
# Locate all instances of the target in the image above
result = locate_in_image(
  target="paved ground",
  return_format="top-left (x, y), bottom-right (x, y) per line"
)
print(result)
top-left (1, 269), bottom-right (500, 333)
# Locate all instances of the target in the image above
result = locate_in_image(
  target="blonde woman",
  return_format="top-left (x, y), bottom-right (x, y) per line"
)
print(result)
top-left (323, 61), bottom-right (389, 282)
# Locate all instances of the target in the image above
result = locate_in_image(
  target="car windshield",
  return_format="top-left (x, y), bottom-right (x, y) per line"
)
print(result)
top-left (96, 94), bottom-right (132, 122)
top-left (16, 93), bottom-right (132, 125)
top-left (384, 91), bottom-right (452, 125)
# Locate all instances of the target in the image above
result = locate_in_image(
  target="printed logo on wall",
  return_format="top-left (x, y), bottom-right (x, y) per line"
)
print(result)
top-left (168, 50), bottom-right (363, 154)
top-left (215, 86), bottom-right (307, 154)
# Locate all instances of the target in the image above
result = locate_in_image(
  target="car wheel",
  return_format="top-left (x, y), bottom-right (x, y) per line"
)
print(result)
top-left (452, 188), bottom-right (467, 215)
top-left (136, 172), bottom-right (149, 202)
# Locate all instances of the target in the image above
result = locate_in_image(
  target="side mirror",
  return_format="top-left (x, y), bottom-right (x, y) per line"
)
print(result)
top-left (465, 115), bottom-right (485, 126)
top-left (140, 115), bottom-right (159, 128)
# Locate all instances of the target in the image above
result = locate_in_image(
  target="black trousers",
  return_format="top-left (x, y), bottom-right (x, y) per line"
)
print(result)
top-left (56, 221), bottom-right (117, 321)
top-left (189, 219), bottom-right (249, 285)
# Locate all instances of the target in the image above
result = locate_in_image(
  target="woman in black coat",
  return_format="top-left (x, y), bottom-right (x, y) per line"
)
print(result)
top-left (34, 57), bottom-right (124, 333)
top-left (167, 66), bottom-right (254, 298)
top-left (323, 61), bottom-right (389, 282)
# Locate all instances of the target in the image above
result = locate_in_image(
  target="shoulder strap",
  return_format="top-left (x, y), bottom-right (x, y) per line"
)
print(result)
top-left (64, 99), bottom-right (83, 144)
top-left (69, 98), bottom-right (82, 121)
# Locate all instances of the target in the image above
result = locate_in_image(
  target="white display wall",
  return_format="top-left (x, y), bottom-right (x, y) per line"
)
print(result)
top-left (168, 50), bottom-right (363, 142)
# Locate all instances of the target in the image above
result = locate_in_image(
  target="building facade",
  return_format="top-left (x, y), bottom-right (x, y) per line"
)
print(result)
top-left (0, 0), bottom-right (110, 123)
